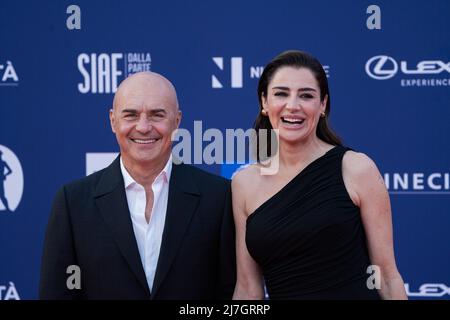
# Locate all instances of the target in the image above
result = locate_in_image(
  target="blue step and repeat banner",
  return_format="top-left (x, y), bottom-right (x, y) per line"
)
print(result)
top-left (1, 0), bottom-right (449, 300)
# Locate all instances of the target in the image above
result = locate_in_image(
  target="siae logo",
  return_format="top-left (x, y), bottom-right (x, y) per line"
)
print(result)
top-left (366, 55), bottom-right (450, 80)
top-left (0, 145), bottom-right (24, 213)
top-left (77, 52), bottom-right (152, 94)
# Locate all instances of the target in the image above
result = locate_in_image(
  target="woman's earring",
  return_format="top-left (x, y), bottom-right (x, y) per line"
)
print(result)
top-left (261, 109), bottom-right (268, 116)
top-left (321, 112), bottom-right (326, 118)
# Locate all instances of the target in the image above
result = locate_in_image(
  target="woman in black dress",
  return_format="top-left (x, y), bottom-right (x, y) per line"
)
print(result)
top-left (232, 51), bottom-right (407, 300)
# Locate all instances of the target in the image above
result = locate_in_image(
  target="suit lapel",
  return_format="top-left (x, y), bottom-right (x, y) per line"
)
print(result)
top-left (94, 156), bottom-right (150, 296)
top-left (151, 163), bottom-right (200, 298)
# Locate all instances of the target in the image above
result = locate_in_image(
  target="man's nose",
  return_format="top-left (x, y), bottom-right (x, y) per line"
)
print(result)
top-left (135, 115), bottom-right (152, 133)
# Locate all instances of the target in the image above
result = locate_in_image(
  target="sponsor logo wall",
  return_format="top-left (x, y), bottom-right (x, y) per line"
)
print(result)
top-left (1, 0), bottom-right (449, 299)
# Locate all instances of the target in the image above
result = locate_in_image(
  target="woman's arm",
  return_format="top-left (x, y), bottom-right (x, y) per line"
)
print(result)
top-left (343, 151), bottom-right (408, 300)
top-left (231, 171), bottom-right (265, 300)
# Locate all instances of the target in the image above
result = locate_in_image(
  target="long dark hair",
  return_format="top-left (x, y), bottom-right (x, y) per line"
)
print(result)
top-left (254, 50), bottom-right (342, 162)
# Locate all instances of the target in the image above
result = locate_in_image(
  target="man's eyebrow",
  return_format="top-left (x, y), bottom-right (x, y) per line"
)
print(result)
top-left (149, 108), bottom-right (167, 114)
top-left (121, 108), bottom-right (138, 113)
top-left (120, 108), bottom-right (167, 113)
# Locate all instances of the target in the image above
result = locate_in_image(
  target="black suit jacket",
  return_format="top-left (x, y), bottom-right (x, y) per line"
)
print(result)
top-left (39, 156), bottom-right (236, 299)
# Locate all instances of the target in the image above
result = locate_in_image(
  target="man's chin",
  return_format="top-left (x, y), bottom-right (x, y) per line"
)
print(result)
top-left (128, 150), bottom-right (172, 165)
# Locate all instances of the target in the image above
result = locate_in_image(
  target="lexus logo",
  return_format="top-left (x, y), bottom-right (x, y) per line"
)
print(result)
top-left (365, 55), bottom-right (398, 80)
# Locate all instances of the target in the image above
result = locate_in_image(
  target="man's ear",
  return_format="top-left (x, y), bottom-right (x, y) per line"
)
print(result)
top-left (109, 108), bottom-right (116, 133)
top-left (176, 110), bottom-right (182, 128)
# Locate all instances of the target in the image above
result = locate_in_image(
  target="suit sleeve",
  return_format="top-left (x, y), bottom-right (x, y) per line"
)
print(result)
top-left (39, 186), bottom-right (80, 299)
top-left (216, 180), bottom-right (237, 299)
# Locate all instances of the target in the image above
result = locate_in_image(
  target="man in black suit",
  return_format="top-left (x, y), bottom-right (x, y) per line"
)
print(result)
top-left (39, 72), bottom-right (236, 299)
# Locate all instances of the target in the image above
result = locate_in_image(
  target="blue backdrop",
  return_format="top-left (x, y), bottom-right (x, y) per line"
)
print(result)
top-left (1, 0), bottom-right (449, 300)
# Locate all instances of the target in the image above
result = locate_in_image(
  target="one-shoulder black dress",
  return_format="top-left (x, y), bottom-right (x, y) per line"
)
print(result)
top-left (246, 146), bottom-right (381, 299)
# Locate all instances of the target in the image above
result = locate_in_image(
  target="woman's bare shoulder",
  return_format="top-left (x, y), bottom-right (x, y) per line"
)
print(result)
top-left (231, 163), bottom-right (263, 192)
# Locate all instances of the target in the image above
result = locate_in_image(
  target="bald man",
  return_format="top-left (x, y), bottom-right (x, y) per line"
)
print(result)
top-left (39, 72), bottom-right (236, 299)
